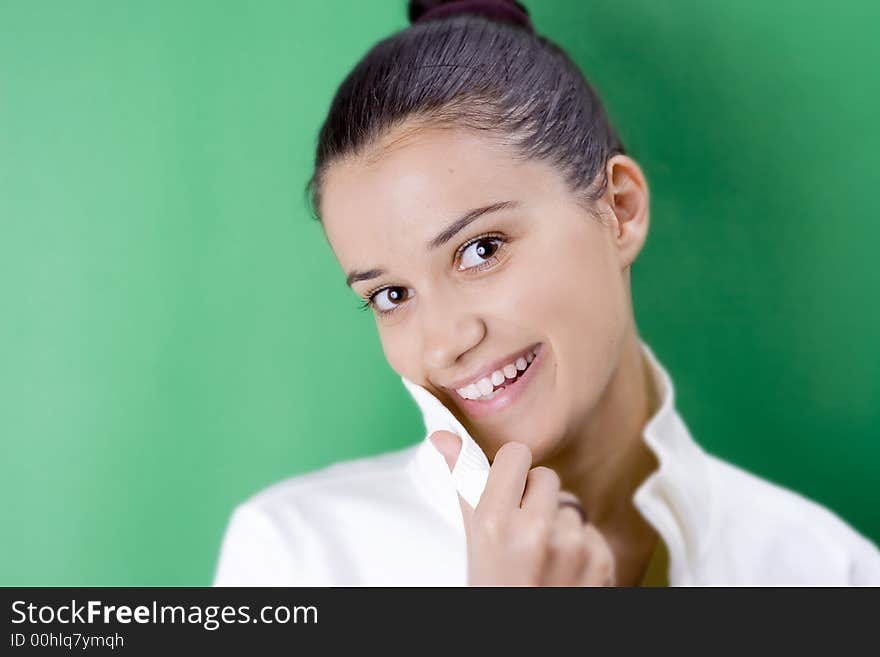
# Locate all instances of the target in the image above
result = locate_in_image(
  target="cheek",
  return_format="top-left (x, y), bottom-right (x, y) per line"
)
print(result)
top-left (378, 325), bottom-right (420, 383)
top-left (525, 230), bottom-right (621, 329)
top-left (524, 230), bottom-right (628, 381)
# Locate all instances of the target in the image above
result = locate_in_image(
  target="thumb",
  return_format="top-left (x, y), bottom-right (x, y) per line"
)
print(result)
top-left (428, 430), bottom-right (475, 528)
top-left (428, 430), bottom-right (462, 472)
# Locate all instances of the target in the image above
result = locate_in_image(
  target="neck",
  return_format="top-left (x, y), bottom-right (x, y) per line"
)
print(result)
top-left (540, 327), bottom-right (663, 585)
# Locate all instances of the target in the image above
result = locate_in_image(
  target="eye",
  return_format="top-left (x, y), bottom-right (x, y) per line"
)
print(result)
top-left (457, 235), bottom-right (505, 271)
top-left (369, 286), bottom-right (411, 313)
top-left (358, 233), bottom-right (508, 316)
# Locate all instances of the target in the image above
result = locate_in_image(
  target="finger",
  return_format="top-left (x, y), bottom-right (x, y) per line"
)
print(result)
top-left (519, 467), bottom-right (560, 518)
top-left (428, 430), bottom-right (475, 528)
top-left (542, 503), bottom-right (588, 586)
top-left (479, 441), bottom-right (533, 514)
top-left (556, 490), bottom-right (589, 526)
top-left (428, 430), bottom-right (462, 471)
top-left (579, 524), bottom-right (617, 587)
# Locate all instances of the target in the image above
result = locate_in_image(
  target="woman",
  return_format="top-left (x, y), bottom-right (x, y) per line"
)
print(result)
top-left (213, 0), bottom-right (880, 586)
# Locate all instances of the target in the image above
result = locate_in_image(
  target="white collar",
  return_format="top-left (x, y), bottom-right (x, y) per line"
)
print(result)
top-left (402, 338), bottom-right (715, 583)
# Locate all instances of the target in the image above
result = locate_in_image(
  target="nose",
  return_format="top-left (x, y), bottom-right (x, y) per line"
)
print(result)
top-left (420, 286), bottom-right (485, 373)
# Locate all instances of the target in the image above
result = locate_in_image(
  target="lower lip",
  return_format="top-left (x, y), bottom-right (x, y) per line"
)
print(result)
top-left (453, 343), bottom-right (545, 419)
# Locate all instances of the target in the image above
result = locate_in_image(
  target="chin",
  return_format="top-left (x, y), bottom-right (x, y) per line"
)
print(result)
top-left (477, 424), bottom-right (563, 465)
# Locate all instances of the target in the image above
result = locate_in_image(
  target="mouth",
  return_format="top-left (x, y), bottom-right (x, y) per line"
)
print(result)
top-left (448, 342), bottom-right (544, 418)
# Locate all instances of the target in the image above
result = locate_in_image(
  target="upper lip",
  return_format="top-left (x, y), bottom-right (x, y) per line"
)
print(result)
top-left (439, 342), bottom-right (541, 391)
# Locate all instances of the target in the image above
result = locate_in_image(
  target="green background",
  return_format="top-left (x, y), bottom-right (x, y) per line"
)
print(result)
top-left (1, 1), bottom-right (877, 585)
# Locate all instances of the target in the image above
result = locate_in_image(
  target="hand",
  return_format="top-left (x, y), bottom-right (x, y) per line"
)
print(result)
top-left (429, 430), bottom-right (617, 586)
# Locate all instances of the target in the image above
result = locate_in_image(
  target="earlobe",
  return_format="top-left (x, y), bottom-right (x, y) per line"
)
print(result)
top-left (605, 155), bottom-right (650, 268)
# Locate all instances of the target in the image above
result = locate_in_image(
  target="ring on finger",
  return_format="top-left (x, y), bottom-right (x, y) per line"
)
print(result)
top-left (557, 499), bottom-right (589, 525)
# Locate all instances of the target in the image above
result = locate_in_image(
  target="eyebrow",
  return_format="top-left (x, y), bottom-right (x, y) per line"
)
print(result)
top-left (345, 200), bottom-right (518, 288)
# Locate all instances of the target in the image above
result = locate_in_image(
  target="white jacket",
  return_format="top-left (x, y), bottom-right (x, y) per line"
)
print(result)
top-left (213, 340), bottom-right (880, 586)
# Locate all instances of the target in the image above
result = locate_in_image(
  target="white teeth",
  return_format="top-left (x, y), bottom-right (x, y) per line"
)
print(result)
top-left (454, 347), bottom-right (541, 401)
top-left (476, 378), bottom-right (494, 396)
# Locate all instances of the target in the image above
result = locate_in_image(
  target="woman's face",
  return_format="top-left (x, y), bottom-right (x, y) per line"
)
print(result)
top-left (320, 124), bottom-right (646, 462)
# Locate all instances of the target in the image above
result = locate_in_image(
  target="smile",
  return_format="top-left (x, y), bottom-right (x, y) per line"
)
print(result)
top-left (455, 344), bottom-right (541, 400)
top-left (446, 343), bottom-right (545, 418)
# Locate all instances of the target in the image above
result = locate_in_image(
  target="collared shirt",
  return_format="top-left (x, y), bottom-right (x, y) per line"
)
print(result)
top-left (212, 340), bottom-right (880, 586)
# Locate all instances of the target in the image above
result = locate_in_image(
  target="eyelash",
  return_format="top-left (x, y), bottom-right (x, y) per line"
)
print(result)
top-left (358, 232), bottom-right (508, 316)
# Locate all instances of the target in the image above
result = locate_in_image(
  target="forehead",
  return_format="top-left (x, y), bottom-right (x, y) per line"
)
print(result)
top-left (319, 125), bottom-right (562, 266)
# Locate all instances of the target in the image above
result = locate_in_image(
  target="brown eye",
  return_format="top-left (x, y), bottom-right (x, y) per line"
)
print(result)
top-left (458, 237), bottom-right (502, 270)
top-left (372, 286), bottom-right (410, 312)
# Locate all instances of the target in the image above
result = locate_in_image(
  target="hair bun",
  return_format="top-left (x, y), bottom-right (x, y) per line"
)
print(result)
top-left (408, 0), bottom-right (533, 32)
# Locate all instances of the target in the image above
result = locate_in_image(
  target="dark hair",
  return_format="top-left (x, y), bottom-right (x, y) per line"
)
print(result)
top-left (307, 0), bottom-right (626, 221)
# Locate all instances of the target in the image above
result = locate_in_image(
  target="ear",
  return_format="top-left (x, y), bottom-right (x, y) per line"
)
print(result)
top-left (603, 154), bottom-right (650, 270)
